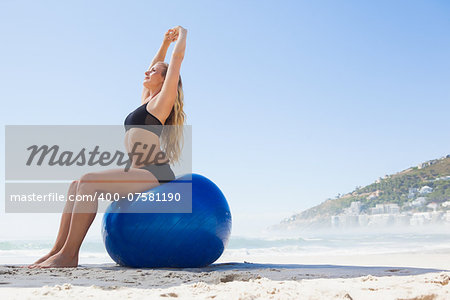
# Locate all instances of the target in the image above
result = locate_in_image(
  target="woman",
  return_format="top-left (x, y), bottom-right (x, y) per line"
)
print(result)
top-left (28, 26), bottom-right (187, 268)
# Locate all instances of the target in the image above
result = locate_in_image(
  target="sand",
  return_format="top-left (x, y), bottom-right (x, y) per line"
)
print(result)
top-left (1, 252), bottom-right (450, 299)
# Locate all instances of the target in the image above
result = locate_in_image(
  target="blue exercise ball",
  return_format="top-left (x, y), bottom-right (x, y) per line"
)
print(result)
top-left (101, 173), bottom-right (232, 268)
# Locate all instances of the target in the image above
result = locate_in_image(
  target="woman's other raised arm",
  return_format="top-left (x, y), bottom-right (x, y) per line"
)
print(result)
top-left (147, 26), bottom-right (187, 122)
top-left (141, 29), bottom-right (178, 104)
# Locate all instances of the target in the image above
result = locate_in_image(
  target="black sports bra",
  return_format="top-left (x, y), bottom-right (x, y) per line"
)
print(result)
top-left (124, 103), bottom-right (163, 136)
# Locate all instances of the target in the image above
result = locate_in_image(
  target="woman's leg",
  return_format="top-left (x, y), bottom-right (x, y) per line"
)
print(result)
top-left (35, 168), bottom-right (159, 268)
top-left (29, 180), bottom-right (79, 267)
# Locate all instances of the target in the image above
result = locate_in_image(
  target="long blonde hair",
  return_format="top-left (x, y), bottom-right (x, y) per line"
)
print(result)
top-left (159, 62), bottom-right (185, 164)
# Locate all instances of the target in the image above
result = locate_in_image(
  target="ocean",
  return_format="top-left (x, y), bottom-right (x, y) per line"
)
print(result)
top-left (2, 227), bottom-right (450, 265)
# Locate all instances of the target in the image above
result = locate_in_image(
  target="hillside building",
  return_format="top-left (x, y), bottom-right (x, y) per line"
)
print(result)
top-left (419, 186), bottom-right (433, 195)
top-left (408, 188), bottom-right (419, 199)
top-left (411, 197), bottom-right (427, 207)
top-left (370, 203), bottom-right (400, 215)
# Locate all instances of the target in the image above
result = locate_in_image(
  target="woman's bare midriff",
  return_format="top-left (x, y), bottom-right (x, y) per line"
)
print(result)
top-left (124, 128), bottom-right (166, 168)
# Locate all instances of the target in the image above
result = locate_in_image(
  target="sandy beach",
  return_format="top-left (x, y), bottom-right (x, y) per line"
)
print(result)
top-left (1, 251), bottom-right (449, 300)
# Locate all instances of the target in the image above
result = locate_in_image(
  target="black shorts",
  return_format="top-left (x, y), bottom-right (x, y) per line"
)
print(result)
top-left (139, 163), bottom-right (175, 184)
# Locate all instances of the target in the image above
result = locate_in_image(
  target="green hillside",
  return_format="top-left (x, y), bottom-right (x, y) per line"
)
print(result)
top-left (276, 155), bottom-right (450, 229)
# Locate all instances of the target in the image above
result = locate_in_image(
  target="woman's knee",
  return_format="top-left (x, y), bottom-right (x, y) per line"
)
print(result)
top-left (69, 180), bottom-right (79, 193)
top-left (77, 173), bottom-right (97, 194)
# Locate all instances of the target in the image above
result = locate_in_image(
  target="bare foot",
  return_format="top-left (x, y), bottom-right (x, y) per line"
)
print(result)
top-left (24, 251), bottom-right (58, 268)
top-left (35, 252), bottom-right (78, 268)
top-left (31, 252), bottom-right (57, 266)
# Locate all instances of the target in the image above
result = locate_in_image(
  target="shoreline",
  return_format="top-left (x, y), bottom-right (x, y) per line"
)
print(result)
top-left (217, 250), bottom-right (450, 271)
top-left (1, 251), bottom-right (449, 299)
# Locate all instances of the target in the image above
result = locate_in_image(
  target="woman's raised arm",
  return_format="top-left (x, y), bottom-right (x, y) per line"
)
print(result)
top-left (147, 26), bottom-right (187, 122)
top-left (141, 29), bottom-right (178, 104)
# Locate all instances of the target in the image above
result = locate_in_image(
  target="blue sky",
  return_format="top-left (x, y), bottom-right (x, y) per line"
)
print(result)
top-left (1, 0), bottom-right (449, 238)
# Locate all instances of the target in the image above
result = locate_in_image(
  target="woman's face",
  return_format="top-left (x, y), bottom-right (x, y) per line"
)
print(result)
top-left (143, 63), bottom-right (165, 88)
